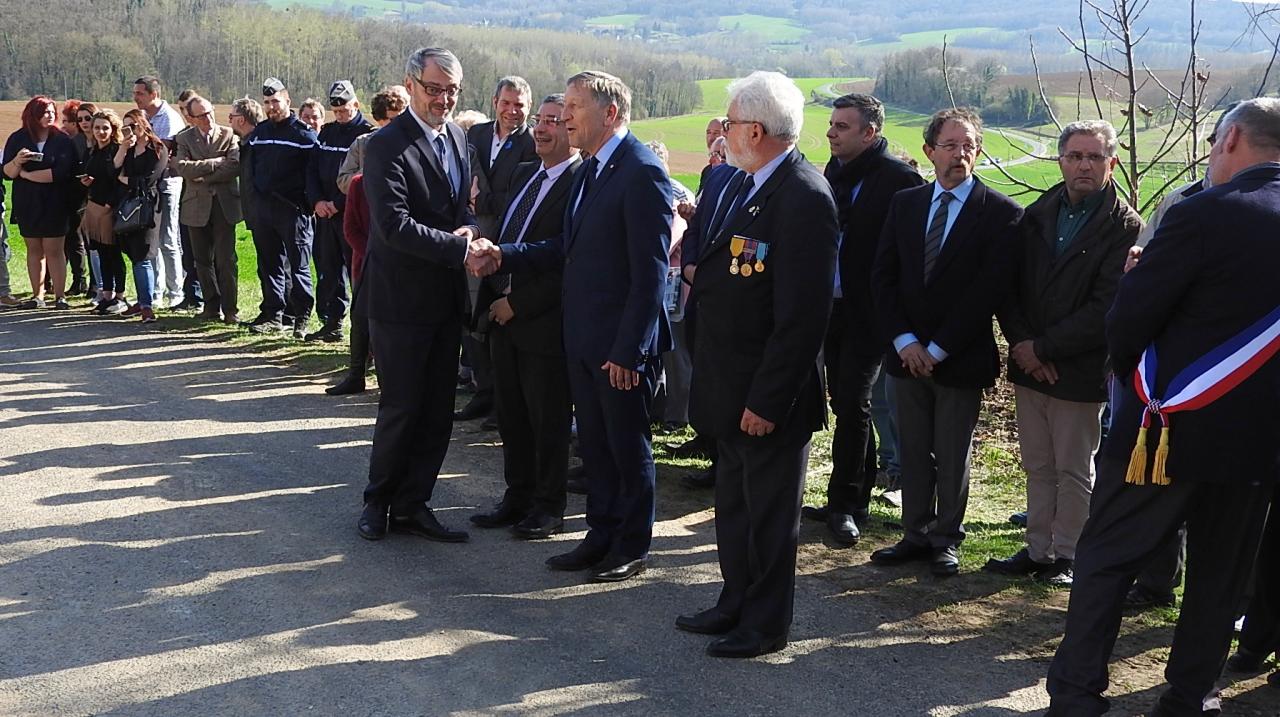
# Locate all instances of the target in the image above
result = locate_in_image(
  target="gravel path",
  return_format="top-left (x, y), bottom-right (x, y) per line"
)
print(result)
top-left (0, 308), bottom-right (1263, 716)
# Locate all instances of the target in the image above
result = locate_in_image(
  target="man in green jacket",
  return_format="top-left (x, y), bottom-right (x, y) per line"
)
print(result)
top-left (987, 120), bottom-right (1143, 585)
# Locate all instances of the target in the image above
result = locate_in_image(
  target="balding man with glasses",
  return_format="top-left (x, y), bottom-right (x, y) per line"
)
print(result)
top-left (870, 107), bottom-right (1023, 578)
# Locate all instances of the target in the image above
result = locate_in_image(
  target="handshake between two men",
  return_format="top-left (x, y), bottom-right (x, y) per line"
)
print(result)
top-left (465, 236), bottom-right (503, 278)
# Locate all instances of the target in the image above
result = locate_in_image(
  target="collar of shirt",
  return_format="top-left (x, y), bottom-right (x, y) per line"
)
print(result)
top-left (501, 154), bottom-right (579, 241)
top-left (931, 174), bottom-right (976, 206)
top-left (490, 126), bottom-right (506, 167)
top-left (743, 146), bottom-right (793, 202)
top-left (540, 154), bottom-right (577, 183)
top-left (589, 127), bottom-right (629, 176)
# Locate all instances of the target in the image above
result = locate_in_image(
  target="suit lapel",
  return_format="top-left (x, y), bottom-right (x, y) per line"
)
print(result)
top-left (476, 123), bottom-right (495, 173)
top-left (567, 134), bottom-right (633, 246)
top-left (700, 150), bottom-right (800, 262)
top-left (491, 126), bottom-right (527, 177)
top-left (408, 114), bottom-right (449, 188)
top-left (530, 157), bottom-right (579, 232)
top-left (929, 178), bottom-right (986, 283)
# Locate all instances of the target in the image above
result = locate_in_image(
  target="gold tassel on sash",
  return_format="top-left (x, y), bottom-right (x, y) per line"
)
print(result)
top-left (1151, 425), bottom-right (1172, 485)
top-left (1124, 425), bottom-right (1149, 486)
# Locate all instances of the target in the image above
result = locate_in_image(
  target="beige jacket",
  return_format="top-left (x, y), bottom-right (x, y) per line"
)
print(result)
top-left (172, 124), bottom-right (243, 226)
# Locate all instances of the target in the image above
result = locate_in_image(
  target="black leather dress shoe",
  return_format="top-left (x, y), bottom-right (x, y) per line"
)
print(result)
top-left (827, 513), bottom-right (860, 546)
top-left (680, 467), bottom-right (716, 489)
top-left (453, 398), bottom-right (492, 421)
top-left (592, 557), bottom-right (647, 582)
top-left (513, 513), bottom-right (563, 539)
top-left (546, 542), bottom-right (608, 571)
top-left (391, 507), bottom-right (469, 542)
top-left (671, 435), bottom-right (710, 459)
top-left (706, 629), bottom-right (788, 658)
top-left (931, 546), bottom-right (960, 577)
top-left (358, 502), bottom-right (388, 541)
top-left (326, 372), bottom-right (366, 396)
top-left (1123, 585), bottom-right (1177, 611)
top-left (870, 539), bottom-right (933, 565)
top-left (984, 548), bottom-right (1050, 576)
top-left (1009, 511), bottom-right (1028, 527)
top-left (470, 500), bottom-right (526, 528)
top-left (675, 608), bottom-right (737, 635)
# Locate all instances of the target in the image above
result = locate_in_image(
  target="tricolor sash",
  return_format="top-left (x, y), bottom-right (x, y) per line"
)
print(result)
top-left (1125, 302), bottom-right (1280, 485)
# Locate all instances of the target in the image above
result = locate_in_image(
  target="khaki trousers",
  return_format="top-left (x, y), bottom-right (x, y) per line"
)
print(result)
top-left (1015, 385), bottom-right (1103, 562)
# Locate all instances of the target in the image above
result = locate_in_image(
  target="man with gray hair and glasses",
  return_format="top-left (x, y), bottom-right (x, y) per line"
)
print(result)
top-left (987, 120), bottom-right (1143, 587)
top-left (356, 47), bottom-right (482, 545)
top-left (1048, 97), bottom-right (1280, 717)
top-left (675, 71), bottom-right (837, 658)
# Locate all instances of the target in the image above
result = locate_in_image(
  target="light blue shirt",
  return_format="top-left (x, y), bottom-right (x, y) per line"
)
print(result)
top-left (742, 146), bottom-right (792, 204)
top-left (574, 127), bottom-right (629, 213)
top-left (407, 105), bottom-right (460, 197)
top-left (892, 174), bottom-right (978, 362)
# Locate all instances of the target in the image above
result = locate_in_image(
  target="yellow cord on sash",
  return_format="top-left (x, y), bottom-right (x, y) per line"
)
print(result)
top-left (1124, 426), bottom-right (1149, 486)
top-left (1151, 427), bottom-right (1172, 486)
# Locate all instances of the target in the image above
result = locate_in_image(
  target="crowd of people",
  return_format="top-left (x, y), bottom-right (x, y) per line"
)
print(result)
top-left (3, 47), bottom-right (1279, 715)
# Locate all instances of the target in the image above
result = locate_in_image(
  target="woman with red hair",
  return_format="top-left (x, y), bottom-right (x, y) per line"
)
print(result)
top-left (2, 95), bottom-right (78, 309)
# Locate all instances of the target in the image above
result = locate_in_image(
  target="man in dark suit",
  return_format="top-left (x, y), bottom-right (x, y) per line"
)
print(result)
top-left (468, 70), bottom-right (673, 583)
top-left (457, 76), bottom-right (539, 425)
top-left (869, 107), bottom-right (1023, 577)
top-left (1047, 97), bottom-right (1280, 717)
top-left (355, 47), bottom-right (483, 544)
top-left (674, 71), bottom-right (837, 659)
top-left (469, 93), bottom-right (581, 539)
top-left (803, 93), bottom-right (926, 546)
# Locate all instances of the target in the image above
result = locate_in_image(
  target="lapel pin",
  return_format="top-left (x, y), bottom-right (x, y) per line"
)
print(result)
top-left (748, 205), bottom-right (760, 216)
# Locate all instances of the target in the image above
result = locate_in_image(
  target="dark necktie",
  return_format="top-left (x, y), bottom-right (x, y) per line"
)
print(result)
top-left (576, 156), bottom-right (600, 213)
top-left (501, 170), bottom-right (547, 245)
top-left (710, 173), bottom-right (754, 240)
top-left (434, 135), bottom-right (454, 197)
top-left (923, 191), bottom-right (954, 282)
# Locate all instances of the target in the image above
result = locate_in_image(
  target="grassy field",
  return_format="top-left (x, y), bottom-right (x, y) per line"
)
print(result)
top-left (631, 77), bottom-right (1040, 182)
top-left (585, 13), bottom-right (645, 28)
top-left (718, 13), bottom-right (809, 43)
top-left (861, 26), bottom-right (1011, 50)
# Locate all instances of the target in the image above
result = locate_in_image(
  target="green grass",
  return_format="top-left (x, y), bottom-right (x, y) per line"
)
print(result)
top-left (632, 78), bottom-right (1038, 177)
top-left (861, 27), bottom-right (1011, 51)
top-left (585, 14), bottom-right (645, 28)
top-left (718, 14), bottom-right (809, 43)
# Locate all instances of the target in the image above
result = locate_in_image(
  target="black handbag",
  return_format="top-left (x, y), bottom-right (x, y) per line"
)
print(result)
top-left (114, 179), bottom-right (156, 240)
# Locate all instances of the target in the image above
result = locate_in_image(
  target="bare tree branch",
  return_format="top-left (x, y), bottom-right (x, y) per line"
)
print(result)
top-left (941, 35), bottom-right (958, 109)
top-left (1029, 36), bottom-right (1062, 131)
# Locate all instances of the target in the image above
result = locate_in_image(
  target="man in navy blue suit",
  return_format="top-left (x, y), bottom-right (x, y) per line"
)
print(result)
top-left (1047, 97), bottom-right (1280, 716)
top-left (469, 70), bottom-right (673, 583)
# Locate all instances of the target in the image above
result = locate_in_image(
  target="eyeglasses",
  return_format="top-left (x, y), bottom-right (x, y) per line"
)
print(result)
top-left (531, 114), bottom-right (563, 127)
top-left (410, 75), bottom-right (462, 99)
top-left (190, 112), bottom-right (211, 121)
top-left (227, 113), bottom-right (243, 121)
top-left (1060, 152), bottom-right (1109, 165)
top-left (720, 118), bottom-right (768, 135)
top-left (934, 142), bottom-right (979, 154)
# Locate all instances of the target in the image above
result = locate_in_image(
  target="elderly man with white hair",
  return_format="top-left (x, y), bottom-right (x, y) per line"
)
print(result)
top-left (674, 70), bottom-right (838, 658)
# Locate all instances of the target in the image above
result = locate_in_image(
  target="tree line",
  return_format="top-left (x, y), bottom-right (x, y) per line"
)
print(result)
top-left (0, 0), bottom-right (723, 119)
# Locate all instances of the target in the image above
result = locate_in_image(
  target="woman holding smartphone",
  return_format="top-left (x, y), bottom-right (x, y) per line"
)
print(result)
top-left (1, 95), bottom-right (77, 309)
top-left (81, 109), bottom-right (128, 316)
top-left (115, 109), bottom-right (168, 324)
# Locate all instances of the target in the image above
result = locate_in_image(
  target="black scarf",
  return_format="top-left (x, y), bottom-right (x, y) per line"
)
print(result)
top-left (823, 136), bottom-right (890, 222)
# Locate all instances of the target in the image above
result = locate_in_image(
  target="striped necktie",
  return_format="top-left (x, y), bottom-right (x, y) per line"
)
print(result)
top-left (923, 191), bottom-right (954, 282)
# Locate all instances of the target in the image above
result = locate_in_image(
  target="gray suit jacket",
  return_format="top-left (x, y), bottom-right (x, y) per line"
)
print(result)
top-left (172, 124), bottom-right (243, 227)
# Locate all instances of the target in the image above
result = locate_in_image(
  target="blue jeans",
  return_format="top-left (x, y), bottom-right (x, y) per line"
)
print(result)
top-left (0, 216), bottom-right (11, 296)
top-left (132, 258), bottom-right (154, 308)
top-left (871, 369), bottom-right (900, 477)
